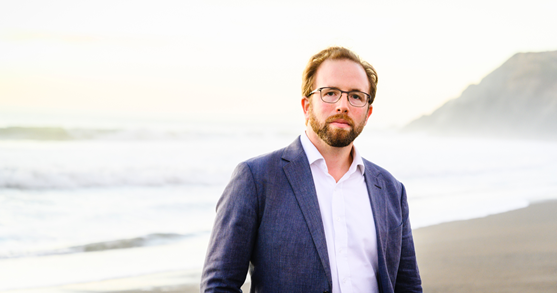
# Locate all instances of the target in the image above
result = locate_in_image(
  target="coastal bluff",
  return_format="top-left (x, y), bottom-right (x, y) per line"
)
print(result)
top-left (404, 51), bottom-right (557, 139)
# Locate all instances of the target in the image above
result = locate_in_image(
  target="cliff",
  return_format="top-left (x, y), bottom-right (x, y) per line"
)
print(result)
top-left (404, 51), bottom-right (557, 139)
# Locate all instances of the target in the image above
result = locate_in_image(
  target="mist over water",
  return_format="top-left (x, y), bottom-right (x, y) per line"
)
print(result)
top-left (1, 120), bottom-right (556, 290)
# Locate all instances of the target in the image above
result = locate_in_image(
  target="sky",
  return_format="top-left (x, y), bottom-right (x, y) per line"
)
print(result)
top-left (1, 0), bottom-right (557, 128)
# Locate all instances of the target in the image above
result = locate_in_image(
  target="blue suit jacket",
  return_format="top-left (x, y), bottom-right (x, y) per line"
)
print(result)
top-left (201, 137), bottom-right (422, 293)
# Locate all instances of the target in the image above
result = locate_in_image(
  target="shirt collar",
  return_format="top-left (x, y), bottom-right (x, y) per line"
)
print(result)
top-left (300, 132), bottom-right (365, 175)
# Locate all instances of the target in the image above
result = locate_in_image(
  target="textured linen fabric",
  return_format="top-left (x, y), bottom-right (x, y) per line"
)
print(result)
top-left (300, 133), bottom-right (378, 293)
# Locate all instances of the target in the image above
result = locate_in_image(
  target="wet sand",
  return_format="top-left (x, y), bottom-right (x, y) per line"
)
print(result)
top-left (413, 200), bottom-right (557, 293)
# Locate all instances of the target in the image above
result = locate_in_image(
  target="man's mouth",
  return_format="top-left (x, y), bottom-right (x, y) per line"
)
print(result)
top-left (330, 120), bottom-right (351, 128)
top-left (326, 115), bottom-right (354, 128)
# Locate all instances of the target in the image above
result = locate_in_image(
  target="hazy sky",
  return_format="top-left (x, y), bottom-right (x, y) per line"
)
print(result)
top-left (1, 0), bottom-right (556, 128)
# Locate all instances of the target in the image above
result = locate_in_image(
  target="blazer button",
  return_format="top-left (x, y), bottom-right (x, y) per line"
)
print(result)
top-left (323, 291), bottom-right (330, 293)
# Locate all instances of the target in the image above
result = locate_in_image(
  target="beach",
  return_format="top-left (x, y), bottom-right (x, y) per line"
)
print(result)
top-left (6, 200), bottom-right (555, 293)
top-left (414, 200), bottom-right (557, 293)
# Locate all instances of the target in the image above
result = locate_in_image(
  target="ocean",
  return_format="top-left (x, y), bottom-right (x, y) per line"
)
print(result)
top-left (1, 120), bottom-right (556, 290)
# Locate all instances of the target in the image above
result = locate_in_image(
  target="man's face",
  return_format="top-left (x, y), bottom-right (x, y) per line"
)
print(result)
top-left (303, 59), bottom-right (373, 148)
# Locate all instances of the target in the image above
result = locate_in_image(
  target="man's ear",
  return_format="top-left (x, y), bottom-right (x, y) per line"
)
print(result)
top-left (364, 105), bottom-right (373, 125)
top-left (301, 97), bottom-right (311, 120)
top-left (302, 97), bottom-right (311, 125)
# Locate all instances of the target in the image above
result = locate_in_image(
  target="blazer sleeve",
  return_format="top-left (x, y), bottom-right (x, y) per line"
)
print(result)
top-left (201, 162), bottom-right (259, 292)
top-left (394, 183), bottom-right (422, 292)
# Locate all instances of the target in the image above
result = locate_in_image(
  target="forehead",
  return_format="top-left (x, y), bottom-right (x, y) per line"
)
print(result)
top-left (314, 59), bottom-right (370, 92)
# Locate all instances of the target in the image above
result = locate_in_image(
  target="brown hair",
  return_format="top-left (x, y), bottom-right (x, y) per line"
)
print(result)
top-left (302, 46), bottom-right (378, 104)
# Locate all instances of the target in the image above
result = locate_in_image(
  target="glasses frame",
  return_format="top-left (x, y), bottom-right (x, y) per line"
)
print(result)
top-left (307, 87), bottom-right (371, 108)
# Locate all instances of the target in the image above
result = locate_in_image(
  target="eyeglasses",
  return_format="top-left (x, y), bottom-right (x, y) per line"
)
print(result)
top-left (307, 87), bottom-right (371, 107)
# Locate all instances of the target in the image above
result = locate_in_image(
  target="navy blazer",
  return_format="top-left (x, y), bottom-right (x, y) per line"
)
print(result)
top-left (201, 137), bottom-right (422, 293)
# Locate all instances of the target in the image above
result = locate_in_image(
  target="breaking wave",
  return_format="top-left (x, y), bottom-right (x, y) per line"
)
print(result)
top-left (0, 233), bottom-right (203, 259)
top-left (0, 166), bottom-right (226, 189)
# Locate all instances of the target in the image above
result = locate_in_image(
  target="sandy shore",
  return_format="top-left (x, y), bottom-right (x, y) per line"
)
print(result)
top-left (8, 201), bottom-right (556, 293)
top-left (413, 200), bottom-right (557, 293)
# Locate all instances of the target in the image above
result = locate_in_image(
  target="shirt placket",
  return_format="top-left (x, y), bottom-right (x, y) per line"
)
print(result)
top-left (331, 180), bottom-right (353, 293)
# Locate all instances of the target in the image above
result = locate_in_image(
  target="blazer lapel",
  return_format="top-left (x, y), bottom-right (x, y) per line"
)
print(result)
top-left (282, 137), bottom-right (332, 289)
top-left (363, 160), bottom-right (389, 292)
top-left (364, 164), bottom-right (387, 234)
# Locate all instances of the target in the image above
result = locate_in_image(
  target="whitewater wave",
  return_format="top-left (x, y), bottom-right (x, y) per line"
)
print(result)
top-left (0, 166), bottom-right (225, 189)
top-left (0, 233), bottom-right (202, 259)
top-left (0, 125), bottom-right (294, 190)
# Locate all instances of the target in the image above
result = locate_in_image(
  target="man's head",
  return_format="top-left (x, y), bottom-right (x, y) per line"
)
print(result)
top-left (302, 47), bottom-right (378, 148)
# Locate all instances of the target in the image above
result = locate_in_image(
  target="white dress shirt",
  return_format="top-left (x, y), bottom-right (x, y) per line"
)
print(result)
top-left (300, 132), bottom-right (379, 293)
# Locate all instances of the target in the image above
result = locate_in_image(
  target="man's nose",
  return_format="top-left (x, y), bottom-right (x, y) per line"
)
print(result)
top-left (335, 93), bottom-right (350, 113)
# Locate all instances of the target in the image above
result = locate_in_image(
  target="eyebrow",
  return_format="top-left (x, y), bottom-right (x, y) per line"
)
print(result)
top-left (326, 86), bottom-right (367, 93)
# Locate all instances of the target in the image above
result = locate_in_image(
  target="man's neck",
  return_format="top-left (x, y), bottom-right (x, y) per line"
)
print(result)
top-left (306, 130), bottom-right (353, 183)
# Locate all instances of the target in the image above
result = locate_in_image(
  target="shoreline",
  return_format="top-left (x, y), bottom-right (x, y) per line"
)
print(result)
top-left (3, 201), bottom-right (556, 293)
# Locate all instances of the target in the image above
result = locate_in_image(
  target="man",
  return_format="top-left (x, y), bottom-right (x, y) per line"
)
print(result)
top-left (201, 47), bottom-right (422, 293)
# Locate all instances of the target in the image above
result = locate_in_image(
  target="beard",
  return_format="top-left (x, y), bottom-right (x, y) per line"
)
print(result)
top-left (308, 103), bottom-right (366, 148)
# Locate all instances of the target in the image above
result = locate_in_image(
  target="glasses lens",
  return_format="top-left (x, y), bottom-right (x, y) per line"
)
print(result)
top-left (320, 88), bottom-right (341, 103)
top-left (348, 92), bottom-right (368, 107)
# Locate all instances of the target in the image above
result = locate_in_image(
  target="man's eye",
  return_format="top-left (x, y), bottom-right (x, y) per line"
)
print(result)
top-left (350, 93), bottom-right (364, 100)
top-left (323, 90), bottom-right (338, 96)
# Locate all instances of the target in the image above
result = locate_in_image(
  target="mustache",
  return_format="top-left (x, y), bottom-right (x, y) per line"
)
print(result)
top-left (325, 114), bottom-right (354, 126)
